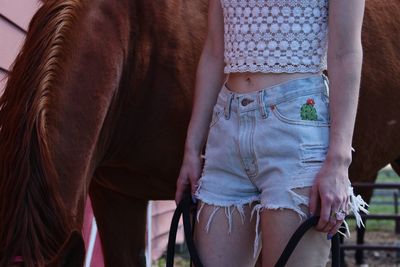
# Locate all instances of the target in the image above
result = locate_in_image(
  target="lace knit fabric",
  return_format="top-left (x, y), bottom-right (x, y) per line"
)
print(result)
top-left (221, 0), bottom-right (329, 73)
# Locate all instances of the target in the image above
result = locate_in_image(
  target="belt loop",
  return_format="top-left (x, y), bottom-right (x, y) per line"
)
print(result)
top-left (257, 90), bottom-right (268, 119)
top-left (321, 73), bottom-right (330, 96)
top-left (321, 73), bottom-right (329, 85)
top-left (224, 93), bottom-right (234, 120)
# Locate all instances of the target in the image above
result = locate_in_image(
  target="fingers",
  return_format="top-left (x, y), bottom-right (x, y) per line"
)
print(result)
top-left (326, 196), bottom-right (350, 238)
top-left (316, 195), bottom-right (333, 231)
top-left (327, 219), bottom-right (344, 239)
top-left (175, 176), bottom-right (187, 204)
top-left (344, 195), bottom-right (350, 214)
top-left (316, 197), bottom-right (349, 242)
top-left (175, 168), bottom-right (190, 204)
top-left (316, 194), bottom-right (343, 232)
top-left (191, 179), bottom-right (199, 196)
top-left (175, 167), bottom-right (201, 205)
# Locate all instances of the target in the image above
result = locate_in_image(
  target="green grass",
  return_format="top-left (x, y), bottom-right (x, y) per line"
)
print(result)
top-left (153, 254), bottom-right (190, 267)
top-left (345, 168), bottom-right (399, 231)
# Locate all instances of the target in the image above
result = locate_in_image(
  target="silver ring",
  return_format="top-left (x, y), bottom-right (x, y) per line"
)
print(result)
top-left (332, 210), bottom-right (346, 221)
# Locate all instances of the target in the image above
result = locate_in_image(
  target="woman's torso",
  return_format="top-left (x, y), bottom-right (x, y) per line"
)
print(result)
top-left (225, 71), bottom-right (323, 92)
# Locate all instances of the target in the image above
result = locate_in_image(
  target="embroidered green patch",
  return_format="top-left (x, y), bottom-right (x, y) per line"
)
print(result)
top-left (300, 98), bottom-right (318, 121)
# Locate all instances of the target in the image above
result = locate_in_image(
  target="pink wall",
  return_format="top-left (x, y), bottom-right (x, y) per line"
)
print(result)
top-left (0, 0), bottom-right (40, 72)
top-left (0, 0), bottom-right (40, 30)
top-left (0, 19), bottom-right (25, 71)
top-left (0, 70), bottom-right (6, 95)
top-left (151, 201), bottom-right (184, 260)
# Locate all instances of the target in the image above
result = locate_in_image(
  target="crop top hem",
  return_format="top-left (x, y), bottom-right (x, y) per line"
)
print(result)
top-left (224, 64), bottom-right (327, 74)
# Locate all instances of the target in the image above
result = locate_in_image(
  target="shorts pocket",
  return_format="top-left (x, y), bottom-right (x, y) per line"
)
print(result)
top-left (271, 92), bottom-right (330, 127)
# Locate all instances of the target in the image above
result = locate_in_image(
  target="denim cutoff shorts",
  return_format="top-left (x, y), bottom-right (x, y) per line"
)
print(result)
top-left (194, 74), bottom-right (332, 255)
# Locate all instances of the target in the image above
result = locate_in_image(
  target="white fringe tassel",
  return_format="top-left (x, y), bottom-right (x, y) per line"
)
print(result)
top-left (338, 186), bottom-right (370, 239)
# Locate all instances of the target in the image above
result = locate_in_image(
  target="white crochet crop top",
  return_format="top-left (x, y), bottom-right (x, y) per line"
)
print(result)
top-left (220, 0), bottom-right (329, 73)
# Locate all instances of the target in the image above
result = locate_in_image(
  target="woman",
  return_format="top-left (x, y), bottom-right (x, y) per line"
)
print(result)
top-left (176, 0), bottom-right (368, 266)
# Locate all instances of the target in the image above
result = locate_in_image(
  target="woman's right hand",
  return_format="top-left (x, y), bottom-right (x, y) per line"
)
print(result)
top-left (175, 152), bottom-right (203, 205)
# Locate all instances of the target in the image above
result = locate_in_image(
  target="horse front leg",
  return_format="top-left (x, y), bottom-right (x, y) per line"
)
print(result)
top-left (46, 0), bottom-right (132, 264)
top-left (89, 178), bottom-right (148, 267)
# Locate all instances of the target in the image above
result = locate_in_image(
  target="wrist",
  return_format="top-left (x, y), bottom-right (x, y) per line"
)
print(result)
top-left (184, 143), bottom-right (203, 158)
top-left (184, 130), bottom-right (206, 157)
top-left (325, 150), bottom-right (352, 168)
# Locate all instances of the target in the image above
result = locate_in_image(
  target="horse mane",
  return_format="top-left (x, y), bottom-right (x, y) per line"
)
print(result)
top-left (0, 1), bottom-right (84, 266)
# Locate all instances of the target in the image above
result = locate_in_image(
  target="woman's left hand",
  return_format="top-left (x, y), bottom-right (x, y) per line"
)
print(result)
top-left (309, 156), bottom-right (351, 237)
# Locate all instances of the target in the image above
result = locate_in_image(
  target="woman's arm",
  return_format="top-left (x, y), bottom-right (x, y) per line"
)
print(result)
top-left (184, 0), bottom-right (225, 156)
top-left (325, 0), bottom-right (365, 166)
top-left (309, 0), bottom-right (366, 233)
top-left (175, 0), bottom-right (225, 203)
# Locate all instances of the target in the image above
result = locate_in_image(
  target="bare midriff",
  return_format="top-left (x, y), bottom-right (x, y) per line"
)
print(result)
top-left (225, 72), bottom-right (323, 93)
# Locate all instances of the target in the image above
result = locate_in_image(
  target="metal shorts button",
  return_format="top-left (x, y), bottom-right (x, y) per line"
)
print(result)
top-left (241, 98), bottom-right (254, 106)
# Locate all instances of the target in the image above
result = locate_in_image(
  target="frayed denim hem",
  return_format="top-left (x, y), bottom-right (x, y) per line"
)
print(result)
top-left (194, 180), bottom-right (369, 259)
top-left (194, 196), bottom-right (261, 258)
top-left (251, 185), bottom-right (312, 260)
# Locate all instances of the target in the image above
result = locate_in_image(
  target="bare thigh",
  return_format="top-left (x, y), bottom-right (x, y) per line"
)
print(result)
top-left (193, 201), bottom-right (261, 267)
top-left (260, 186), bottom-right (331, 267)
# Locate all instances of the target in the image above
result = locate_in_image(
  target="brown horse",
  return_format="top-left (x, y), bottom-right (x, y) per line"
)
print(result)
top-left (349, 0), bottom-right (400, 197)
top-left (0, 0), bottom-right (398, 266)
